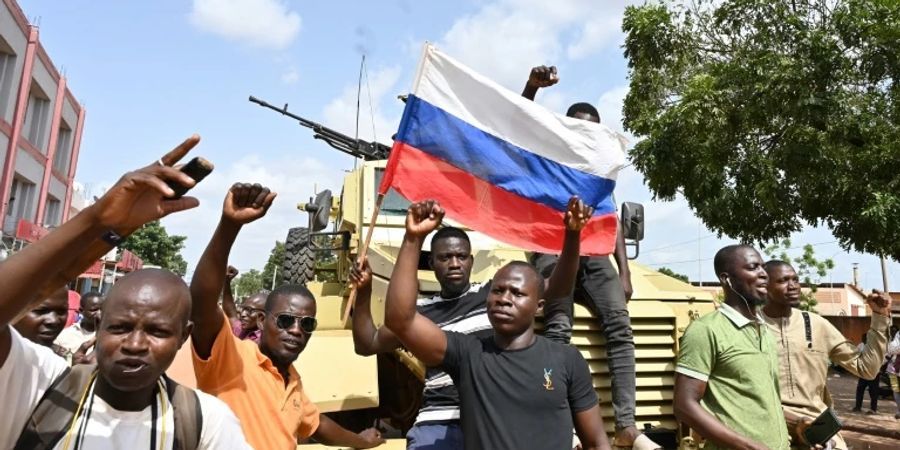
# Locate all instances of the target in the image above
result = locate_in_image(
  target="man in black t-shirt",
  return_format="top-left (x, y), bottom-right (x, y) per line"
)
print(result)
top-left (352, 209), bottom-right (587, 448)
top-left (382, 199), bottom-right (610, 450)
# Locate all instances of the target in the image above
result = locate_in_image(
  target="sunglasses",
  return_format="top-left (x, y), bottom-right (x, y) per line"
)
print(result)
top-left (272, 313), bottom-right (317, 333)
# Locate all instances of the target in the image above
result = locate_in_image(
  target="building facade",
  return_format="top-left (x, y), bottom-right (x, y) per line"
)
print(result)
top-left (0, 0), bottom-right (84, 242)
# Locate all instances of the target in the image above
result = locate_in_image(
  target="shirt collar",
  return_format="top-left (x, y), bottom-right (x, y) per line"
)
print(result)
top-left (719, 303), bottom-right (760, 328)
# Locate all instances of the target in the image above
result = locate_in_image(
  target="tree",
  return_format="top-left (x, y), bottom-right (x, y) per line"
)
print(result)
top-left (622, 0), bottom-right (900, 260)
top-left (121, 220), bottom-right (188, 276)
top-left (261, 241), bottom-right (285, 290)
top-left (763, 238), bottom-right (835, 312)
top-left (234, 269), bottom-right (265, 299)
top-left (658, 266), bottom-right (690, 283)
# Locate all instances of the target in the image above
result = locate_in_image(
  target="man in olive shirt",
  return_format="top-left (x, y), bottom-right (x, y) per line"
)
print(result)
top-left (762, 260), bottom-right (892, 449)
top-left (674, 245), bottom-right (790, 450)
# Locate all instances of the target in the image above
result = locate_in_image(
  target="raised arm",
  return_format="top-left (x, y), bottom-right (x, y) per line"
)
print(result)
top-left (384, 200), bottom-right (448, 367)
top-left (0, 136), bottom-right (201, 328)
top-left (222, 266), bottom-right (240, 322)
top-left (674, 374), bottom-right (767, 450)
top-left (521, 65), bottom-right (558, 100)
top-left (612, 220), bottom-right (633, 300)
top-left (544, 196), bottom-right (592, 300)
top-left (829, 291), bottom-right (892, 379)
top-left (350, 258), bottom-right (401, 356)
top-left (191, 183), bottom-right (276, 359)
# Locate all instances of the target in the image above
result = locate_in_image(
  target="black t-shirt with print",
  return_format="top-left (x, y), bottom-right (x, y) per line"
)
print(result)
top-left (442, 332), bottom-right (598, 450)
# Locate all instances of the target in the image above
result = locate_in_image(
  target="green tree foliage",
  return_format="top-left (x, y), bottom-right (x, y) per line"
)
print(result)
top-left (658, 266), bottom-right (690, 283)
top-left (121, 220), bottom-right (188, 276)
top-left (622, 0), bottom-right (900, 259)
top-left (261, 241), bottom-right (285, 290)
top-left (763, 238), bottom-right (835, 311)
top-left (234, 269), bottom-right (265, 299)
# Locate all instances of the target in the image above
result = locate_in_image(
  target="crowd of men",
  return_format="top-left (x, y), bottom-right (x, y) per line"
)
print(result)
top-left (0, 65), bottom-right (898, 450)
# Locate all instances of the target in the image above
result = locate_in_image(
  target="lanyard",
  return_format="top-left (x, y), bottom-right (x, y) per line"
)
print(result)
top-left (62, 374), bottom-right (167, 450)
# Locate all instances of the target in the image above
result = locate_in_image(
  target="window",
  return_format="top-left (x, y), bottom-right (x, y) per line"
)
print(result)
top-left (8, 177), bottom-right (35, 220)
top-left (53, 121), bottom-right (72, 173)
top-left (22, 84), bottom-right (50, 150)
top-left (0, 37), bottom-right (16, 122)
top-left (44, 197), bottom-right (61, 227)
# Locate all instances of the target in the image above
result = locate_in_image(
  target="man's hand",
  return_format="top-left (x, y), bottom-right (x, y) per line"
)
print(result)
top-left (350, 258), bottom-right (373, 290)
top-left (222, 183), bottom-right (277, 226)
top-left (357, 428), bottom-right (385, 448)
top-left (621, 274), bottom-right (633, 301)
top-left (226, 265), bottom-right (239, 282)
top-left (866, 289), bottom-right (892, 316)
top-left (563, 196), bottom-right (594, 231)
top-left (73, 337), bottom-right (97, 365)
top-left (90, 135), bottom-right (203, 232)
top-left (527, 65), bottom-right (559, 89)
top-left (406, 200), bottom-right (444, 238)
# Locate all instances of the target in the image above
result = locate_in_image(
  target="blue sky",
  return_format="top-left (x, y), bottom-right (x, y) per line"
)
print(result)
top-left (19, 0), bottom-right (898, 290)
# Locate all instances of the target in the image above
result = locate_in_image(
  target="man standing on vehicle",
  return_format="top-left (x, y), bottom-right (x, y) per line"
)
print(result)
top-left (761, 259), bottom-right (891, 448)
top-left (382, 199), bottom-right (610, 450)
top-left (352, 197), bottom-right (588, 449)
top-left (522, 65), bottom-right (649, 448)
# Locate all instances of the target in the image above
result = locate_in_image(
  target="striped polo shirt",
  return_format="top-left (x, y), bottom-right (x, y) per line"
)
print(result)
top-left (415, 282), bottom-right (493, 425)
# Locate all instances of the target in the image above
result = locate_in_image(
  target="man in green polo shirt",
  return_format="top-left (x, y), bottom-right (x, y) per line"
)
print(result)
top-left (673, 244), bottom-right (790, 450)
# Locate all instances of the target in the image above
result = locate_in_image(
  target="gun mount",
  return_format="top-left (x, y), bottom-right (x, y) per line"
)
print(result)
top-left (249, 95), bottom-right (391, 161)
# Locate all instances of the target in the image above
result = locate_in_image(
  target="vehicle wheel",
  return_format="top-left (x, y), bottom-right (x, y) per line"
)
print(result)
top-left (282, 227), bottom-right (315, 285)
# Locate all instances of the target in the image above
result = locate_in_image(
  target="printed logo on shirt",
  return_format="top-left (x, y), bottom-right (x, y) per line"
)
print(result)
top-left (543, 368), bottom-right (554, 391)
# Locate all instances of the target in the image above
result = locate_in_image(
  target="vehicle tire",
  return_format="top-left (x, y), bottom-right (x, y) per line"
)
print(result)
top-left (282, 227), bottom-right (315, 285)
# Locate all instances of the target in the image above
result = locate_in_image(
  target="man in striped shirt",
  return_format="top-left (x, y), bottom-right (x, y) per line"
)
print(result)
top-left (352, 212), bottom-right (584, 449)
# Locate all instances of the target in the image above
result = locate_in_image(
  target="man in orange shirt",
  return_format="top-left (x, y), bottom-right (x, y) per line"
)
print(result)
top-left (189, 182), bottom-right (385, 450)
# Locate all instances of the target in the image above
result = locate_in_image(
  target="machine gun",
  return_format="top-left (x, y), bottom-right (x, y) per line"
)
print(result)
top-left (248, 96), bottom-right (391, 161)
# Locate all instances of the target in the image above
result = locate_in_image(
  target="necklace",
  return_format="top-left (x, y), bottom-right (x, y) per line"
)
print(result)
top-left (61, 373), bottom-right (168, 450)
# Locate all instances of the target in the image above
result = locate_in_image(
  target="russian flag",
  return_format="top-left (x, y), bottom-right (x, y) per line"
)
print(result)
top-left (379, 44), bottom-right (627, 255)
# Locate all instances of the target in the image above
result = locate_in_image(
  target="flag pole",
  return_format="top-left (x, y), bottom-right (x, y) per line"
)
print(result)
top-left (342, 193), bottom-right (386, 327)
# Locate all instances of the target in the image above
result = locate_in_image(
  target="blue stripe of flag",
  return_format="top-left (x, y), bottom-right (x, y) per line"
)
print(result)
top-left (396, 95), bottom-right (617, 215)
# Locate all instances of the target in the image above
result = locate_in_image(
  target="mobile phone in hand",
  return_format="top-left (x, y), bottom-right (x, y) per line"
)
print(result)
top-left (167, 157), bottom-right (213, 199)
top-left (803, 408), bottom-right (842, 446)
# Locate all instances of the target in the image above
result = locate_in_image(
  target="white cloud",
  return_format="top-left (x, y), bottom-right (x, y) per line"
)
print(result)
top-left (321, 65), bottom-right (403, 145)
top-left (567, 14), bottom-right (625, 60)
top-left (281, 67), bottom-right (299, 84)
top-left (161, 153), bottom-right (342, 275)
top-left (437, 0), bottom-right (636, 90)
top-left (189, 0), bottom-right (301, 50)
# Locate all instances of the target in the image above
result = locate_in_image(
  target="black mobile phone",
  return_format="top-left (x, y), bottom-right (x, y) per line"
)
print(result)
top-left (166, 157), bottom-right (213, 199)
top-left (803, 408), bottom-right (842, 446)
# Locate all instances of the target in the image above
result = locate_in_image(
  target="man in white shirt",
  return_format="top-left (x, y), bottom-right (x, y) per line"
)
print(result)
top-left (53, 291), bottom-right (103, 362)
top-left (0, 136), bottom-right (252, 449)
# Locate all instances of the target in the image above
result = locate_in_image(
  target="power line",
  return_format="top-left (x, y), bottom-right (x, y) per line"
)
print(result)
top-left (642, 234), bottom-right (716, 254)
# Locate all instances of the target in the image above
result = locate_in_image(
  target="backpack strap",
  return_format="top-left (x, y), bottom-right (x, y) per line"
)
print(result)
top-left (802, 311), bottom-right (813, 349)
top-left (14, 364), bottom-right (96, 450)
top-left (163, 375), bottom-right (203, 450)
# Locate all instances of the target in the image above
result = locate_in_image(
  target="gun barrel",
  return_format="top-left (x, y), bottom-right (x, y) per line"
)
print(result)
top-left (248, 95), bottom-right (391, 161)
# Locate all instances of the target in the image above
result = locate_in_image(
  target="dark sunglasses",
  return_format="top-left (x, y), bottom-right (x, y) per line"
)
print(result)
top-left (272, 313), bottom-right (317, 333)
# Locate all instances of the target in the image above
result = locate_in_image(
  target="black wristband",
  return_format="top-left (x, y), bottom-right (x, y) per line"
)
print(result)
top-left (101, 230), bottom-right (124, 247)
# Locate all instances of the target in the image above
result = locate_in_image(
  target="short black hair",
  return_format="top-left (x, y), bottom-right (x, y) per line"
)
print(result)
top-left (502, 261), bottom-right (545, 298)
top-left (431, 226), bottom-right (470, 248)
top-left (763, 259), bottom-right (792, 274)
top-left (265, 284), bottom-right (316, 312)
top-left (566, 102), bottom-right (600, 121)
top-left (79, 291), bottom-right (103, 308)
top-left (713, 244), bottom-right (756, 277)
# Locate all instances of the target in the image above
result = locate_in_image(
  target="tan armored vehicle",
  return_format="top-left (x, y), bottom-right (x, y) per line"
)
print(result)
top-left (249, 97), bottom-right (717, 449)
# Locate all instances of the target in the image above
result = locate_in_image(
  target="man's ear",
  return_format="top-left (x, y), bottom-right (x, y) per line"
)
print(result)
top-left (535, 298), bottom-right (545, 316)
top-left (180, 321), bottom-right (194, 347)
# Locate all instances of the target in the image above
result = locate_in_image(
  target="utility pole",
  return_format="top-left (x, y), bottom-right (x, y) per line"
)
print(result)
top-left (880, 255), bottom-right (890, 292)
